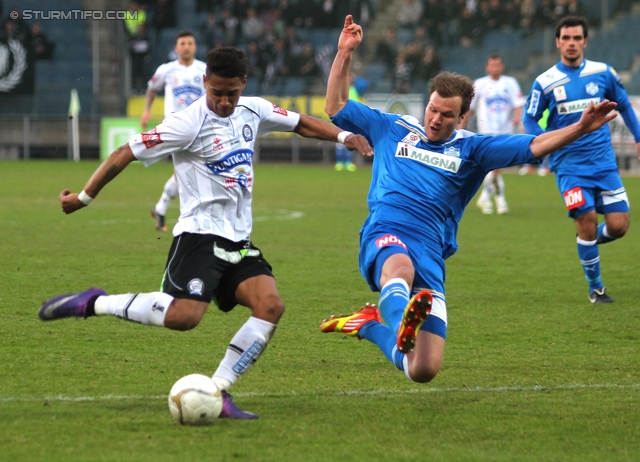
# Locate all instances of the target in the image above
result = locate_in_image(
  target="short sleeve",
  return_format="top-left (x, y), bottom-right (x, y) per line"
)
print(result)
top-left (330, 100), bottom-right (394, 146)
top-left (251, 98), bottom-right (301, 134)
top-left (147, 64), bottom-right (167, 92)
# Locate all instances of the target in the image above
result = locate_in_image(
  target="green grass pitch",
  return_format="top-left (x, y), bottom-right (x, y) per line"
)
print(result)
top-left (0, 160), bottom-right (638, 461)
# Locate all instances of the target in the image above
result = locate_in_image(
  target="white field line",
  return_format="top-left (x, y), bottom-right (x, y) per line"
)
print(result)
top-left (1, 383), bottom-right (638, 404)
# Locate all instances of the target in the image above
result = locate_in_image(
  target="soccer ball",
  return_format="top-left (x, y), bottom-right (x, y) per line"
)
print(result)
top-left (168, 374), bottom-right (223, 426)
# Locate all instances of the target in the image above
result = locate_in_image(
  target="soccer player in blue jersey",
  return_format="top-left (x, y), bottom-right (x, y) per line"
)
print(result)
top-left (319, 15), bottom-right (618, 384)
top-left (523, 16), bottom-right (640, 304)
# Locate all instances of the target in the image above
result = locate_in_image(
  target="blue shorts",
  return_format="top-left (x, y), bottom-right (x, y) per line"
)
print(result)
top-left (555, 171), bottom-right (630, 219)
top-left (359, 223), bottom-right (447, 338)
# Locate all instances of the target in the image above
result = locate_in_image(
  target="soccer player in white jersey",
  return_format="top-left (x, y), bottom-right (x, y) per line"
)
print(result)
top-left (460, 54), bottom-right (525, 214)
top-left (523, 16), bottom-right (640, 303)
top-left (38, 47), bottom-right (372, 418)
top-left (142, 30), bottom-right (207, 232)
top-left (319, 15), bottom-right (617, 384)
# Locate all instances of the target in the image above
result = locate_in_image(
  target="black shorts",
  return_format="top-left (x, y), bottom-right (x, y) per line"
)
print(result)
top-left (161, 233), bottom-right (273, 312)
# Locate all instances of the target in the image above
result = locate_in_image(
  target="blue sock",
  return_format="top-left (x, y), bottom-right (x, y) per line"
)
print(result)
top-left (378, 278), bottom-right (411, 335)
top-left (596, 223), bottom-right (616, 245)
top-left (577, 237), bottom-right (603, 291)
top-left (358, 321), bottom-right (406, 371)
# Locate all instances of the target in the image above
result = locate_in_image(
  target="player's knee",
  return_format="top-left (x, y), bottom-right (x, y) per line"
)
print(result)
top-left (407, 362), bottom-right (440, 383)
top-left (252, 294), bottom-right (285, 324)
top-left (608, 222), bottom-right (628, 238)
top-left (165, 300), bottom-right (205, 331)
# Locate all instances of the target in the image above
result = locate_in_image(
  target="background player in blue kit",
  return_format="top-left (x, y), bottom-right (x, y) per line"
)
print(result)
top-left (320, 15), bottom-right (618, 384)
top-left (523, 16), bottom-right (640, 304)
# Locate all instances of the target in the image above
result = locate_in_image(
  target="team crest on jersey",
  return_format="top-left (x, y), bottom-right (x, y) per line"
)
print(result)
top-left (242, 124), bottom-right (253, 142)
top-left (443, 145), bottom-right (460, 158)
top-left (187, 278), bottom-right (204, 296)
top-left (401, 133), bottom-right (420, 146)
top-left (141, 128), bottom-right (163, 149)
top-left (375, 234), bottom-right (407, 250)
top-left (553, 85), bottom-right (567, 102)
top-left (564, 187), bottom-right (586, 210)
top-left (395, 143), bottom-right (461, 173)
top-left (272, 104), bottom-right (288, 116)
top-left (585, 82), bottom-right (599, 96)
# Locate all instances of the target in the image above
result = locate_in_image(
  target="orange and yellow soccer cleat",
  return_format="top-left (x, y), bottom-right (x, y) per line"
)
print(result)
top-left (396, 290), bottom-right (432, 353)
top-left (319, 303), bottom-right (381, 338)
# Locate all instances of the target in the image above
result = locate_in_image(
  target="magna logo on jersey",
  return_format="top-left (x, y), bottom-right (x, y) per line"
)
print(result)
top-left (557, 97), bottom-right (600, 115)
top-left (141, 128), bottom-right (163, 149)
top-left (375, 234), bottom-right (407, 250)
top-left (395, 143), bottom-right (461, 173)
top-left (564, 187), bottom-right (586, 210)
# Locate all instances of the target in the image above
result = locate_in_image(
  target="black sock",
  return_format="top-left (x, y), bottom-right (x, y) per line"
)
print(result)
top-left (85, 295), bottom-right (99, 317)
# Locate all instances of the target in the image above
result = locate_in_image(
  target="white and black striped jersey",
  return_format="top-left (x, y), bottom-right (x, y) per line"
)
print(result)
top-left (129, 96), bottom-right (301, 241)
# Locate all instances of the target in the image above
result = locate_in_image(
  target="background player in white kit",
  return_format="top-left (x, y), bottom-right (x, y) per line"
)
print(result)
top-left (460, 54), bottom-right (525, 214)
top-left (38, 47), bottom-right (373, 418)
top-left (142, 30), bottom-right (207, 231)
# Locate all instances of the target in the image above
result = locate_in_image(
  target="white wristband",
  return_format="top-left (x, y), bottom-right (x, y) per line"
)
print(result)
top-left (78, 190), bottom-right (94, 205)
top-left (337, 131), bottom-right (353, 144)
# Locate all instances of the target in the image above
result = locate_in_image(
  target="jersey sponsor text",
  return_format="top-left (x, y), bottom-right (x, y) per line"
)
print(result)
top-left (395, 143), bottom-right (461, 173)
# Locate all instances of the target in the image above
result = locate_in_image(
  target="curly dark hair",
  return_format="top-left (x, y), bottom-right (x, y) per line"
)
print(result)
top-left (428, 72), bottom-right (476, 117)
top-left (206, 47), bottom-right (248, 79)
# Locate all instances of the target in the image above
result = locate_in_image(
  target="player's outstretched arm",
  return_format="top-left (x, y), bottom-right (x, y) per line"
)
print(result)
top-left (59, 144), bottom-right (137, 214)
top-left (325, 15), bottom-right (363, 117)
top-left (529, 100), bottom-right (618, 159)
top-left (293, 114), bottom-right (373, 156)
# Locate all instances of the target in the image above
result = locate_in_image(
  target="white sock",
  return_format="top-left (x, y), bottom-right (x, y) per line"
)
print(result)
top-left (94, 292), bottom-right (173, 327)
top-left (154, 175), bottom-right (178, 216)
top-left (213, 316), bottom-right (277, 386)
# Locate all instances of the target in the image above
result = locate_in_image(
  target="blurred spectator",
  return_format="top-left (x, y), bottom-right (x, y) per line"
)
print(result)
top-left (125, 1), bottom-right (147, 38)
top-left (263, 38), bottom-right (294, 89)
top-left (422, 0), bottom-right (448, 45)
top-left (458, 7), bottom-right (482, 47)
top-left (220, 9), bottom-right (239, 45)
top-left (245, 40), bottom-right (269, 84)
top-left (284, 25), bottom-right (304, 57)
top-left (200, 12), bottom-right (223, 51)
top-left (486, 0), bottom-right (509, 30)
top-left (417, 45), bottom-right (442, 82)
top-left (152, 0), bottom-right (177, 41)
top-left (241, 8), bottom-right (264, 43)
top-left (536, 0), bottom-right (558, 28)
top-left (504, 0), bottom-right (522, 29)
top-left (294, 43), bottom-right (321, 79)
top-left (374, 28), bottom-right (398, 76)
top-left (349, 0), bottom-right (376, 27)
top-left (566, 0), bottom-right (585, 16)
top-left (261, 6), bottom-right (285, 41)
top-left (279, 0), bottom-right (299, 26)
top-left (397, 0), bottom-right (423, 28)
top-left (129, 24), bottom-right (152, 94)
top-left (317, 0), bottom-right (340, 28)
top-left (232, 0), bottom-right (250, 22)
top-left (4, 8), bottom-right (30, 42)
top-left (31, 22), bottom-right (55, 60)
top-left (392, 54), bottom-right (413, 94)
top-left (404, 41), bottom-right (422, 71)
top-left (520, 0), bottom-right (538, 30)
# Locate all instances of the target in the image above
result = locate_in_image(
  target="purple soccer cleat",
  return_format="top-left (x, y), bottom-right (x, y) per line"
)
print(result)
top-left (39, 287), bottom-right (107, 321)
top-left (218, 390), bottom-right (258, 419)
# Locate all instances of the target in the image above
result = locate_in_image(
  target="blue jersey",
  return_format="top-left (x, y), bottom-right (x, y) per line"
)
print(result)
top-left (523, 60), bottom-right (635, 175)
top-left (332, 100), bottom-right (538, 257)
